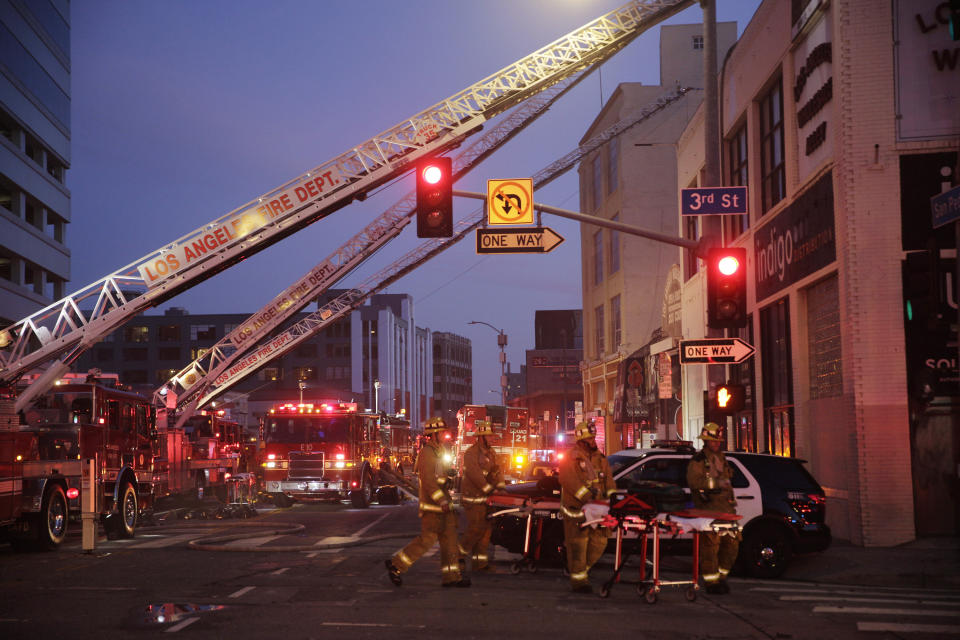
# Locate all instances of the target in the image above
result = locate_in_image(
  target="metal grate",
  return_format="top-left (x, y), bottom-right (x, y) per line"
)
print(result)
top-left (288, 451), bottom-right (325, 479)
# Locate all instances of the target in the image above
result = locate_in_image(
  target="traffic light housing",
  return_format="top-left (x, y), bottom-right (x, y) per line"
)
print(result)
top-left (416, 157), bottom-right (453, 238)
top-left (706, 247), bottom-right (747, 329)
top-left (713, 382), bottom-right (745, 416)
top-left (902, 250), bottom-right (941, 331)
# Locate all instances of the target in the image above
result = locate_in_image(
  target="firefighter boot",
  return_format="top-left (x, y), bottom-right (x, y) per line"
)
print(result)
top-left (385, 559), bottom-right (402, 587)
top-left (443, 577), bottom-right (472, 588)
top-left (704, 582), bottom-right (725, 595)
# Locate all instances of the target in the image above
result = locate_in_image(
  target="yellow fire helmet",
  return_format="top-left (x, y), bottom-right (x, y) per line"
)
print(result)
top-left (699, 422), bottom-right (724, 441)
top-left (423, 417), bottom-right (447, 433)
top-left (574, 421), bottom-right (597, 441)
top-left (474, 420), bottom-right (494, 436)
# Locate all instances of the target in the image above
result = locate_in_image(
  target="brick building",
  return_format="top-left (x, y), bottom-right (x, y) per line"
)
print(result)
top-left (675, 0), bottom-right (959, 544)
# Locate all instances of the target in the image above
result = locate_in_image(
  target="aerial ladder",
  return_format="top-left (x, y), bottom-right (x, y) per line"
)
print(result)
top-left (176, 87), bottom-right (695, 414)
top-left (158, 68), bottom-right (594, 428)
top-left (0, 0), bottom-right (694, 412)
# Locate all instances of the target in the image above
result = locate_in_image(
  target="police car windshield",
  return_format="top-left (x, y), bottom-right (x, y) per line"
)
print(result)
top-left (607, 452), bottom-right (642, 476)
top-left (264, 416), bottom-right (350, 444)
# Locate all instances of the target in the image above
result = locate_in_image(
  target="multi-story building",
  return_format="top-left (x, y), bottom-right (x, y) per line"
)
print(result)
top-left (0, 1), bottom-right (71, 326)
top-left (578, 22), bottom-right (738, 453)
top-left (431, 331), bottom-right (472, 425)
top-left (74, 292), bottom-right (435, 432)
top-left (514, 310), bottom-right (583, 450)
top-left (674, 0), bottom-right (959, 544)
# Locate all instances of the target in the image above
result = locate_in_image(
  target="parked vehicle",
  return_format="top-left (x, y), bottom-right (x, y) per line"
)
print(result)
top-left (490, 442), bottom-right (832, 578)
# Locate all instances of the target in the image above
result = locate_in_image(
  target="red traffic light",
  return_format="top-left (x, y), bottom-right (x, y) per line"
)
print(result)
top-left (422, 164), bottom-right (444, 185)
top-left (416, 157), bottom-right (453, 238)
top-left (718, 255), bottom-right (740, 276)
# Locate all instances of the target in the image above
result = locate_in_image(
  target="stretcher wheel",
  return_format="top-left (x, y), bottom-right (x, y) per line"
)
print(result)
top-left (644, 587), bottom-right (658, 604)
top-left (636, 584), bottom-right (645, 596)
top-left (527, 562), bottom-right (537, 574)
top-left (600, 585), bottom-right (610, 599)
top-left (511, 562), bottom-right (522, 575)
top-left (685, 586), bottom-right (697, 602)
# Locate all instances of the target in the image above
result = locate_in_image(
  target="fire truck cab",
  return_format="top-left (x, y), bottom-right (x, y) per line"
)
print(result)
top-left (258, 402), bottom-right (395, 508)
top-left (455, 404), bottom-right (531, 484)
top-left (182, 411), bottom-right (241, 501)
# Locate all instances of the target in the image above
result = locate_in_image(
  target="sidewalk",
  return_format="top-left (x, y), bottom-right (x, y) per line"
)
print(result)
top-left (781, 536), bottom-right (960, 590)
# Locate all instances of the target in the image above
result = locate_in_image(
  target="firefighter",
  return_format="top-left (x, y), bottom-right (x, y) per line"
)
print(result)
top-left (385, 417), bottom-right (470, 588)
top-left (559, 420), bottom-right (615, 593)
top-left (686, 422), bottom-right (740, 594)
top-left (458, 420), bottom-right (505, 572)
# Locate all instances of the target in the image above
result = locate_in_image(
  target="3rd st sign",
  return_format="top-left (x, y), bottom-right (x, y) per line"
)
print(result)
top-left (680, 338), bottom-right (756, 365)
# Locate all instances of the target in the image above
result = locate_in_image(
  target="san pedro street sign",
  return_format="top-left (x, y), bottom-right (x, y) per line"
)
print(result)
top-left (680, 338), bottom-right (756, 365)
top-left (476, 226), bottom-right (564, 254)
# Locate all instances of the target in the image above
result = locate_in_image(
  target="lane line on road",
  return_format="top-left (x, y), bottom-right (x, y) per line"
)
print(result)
top-left (781, 595), bottom-right (960, 606)
top-left (752, 586), bottom-right (960, 599)
top-left (165, 617), bottom-right (199, 633)
top-left (857, 622), bottom-right (960, 634)
top-left (271, 567), bottom-right (289, 575)
top-left (353, 512), bottom-right (390, 538)
top-left (228, 586), bottom-right (256, 598)
top-left (224, 535), bottom-right (286, 547)
top-left (813, 606), bottom-right (960, 616)
top-left (134, 534), bottom-right (200, 549)
top-left (314, 536), bottom-right (357, 547)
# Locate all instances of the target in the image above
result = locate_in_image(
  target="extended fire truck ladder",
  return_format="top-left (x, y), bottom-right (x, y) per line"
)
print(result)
top-left (0, 0), bottom-right (693, 410)
top-left (159, 70), bottom-right (593, 427)
top-left (181, 86), bottom-right (694, 414)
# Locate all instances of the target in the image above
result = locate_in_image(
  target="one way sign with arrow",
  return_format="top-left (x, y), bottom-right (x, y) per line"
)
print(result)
top-left (680, 338), bottom-right (756, 365)
top-left (476, 227), bottom-right (565, 254)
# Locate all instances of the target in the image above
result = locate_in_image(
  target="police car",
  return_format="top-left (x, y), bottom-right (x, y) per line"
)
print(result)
top-left (607, 442), bottom-right (832, 578)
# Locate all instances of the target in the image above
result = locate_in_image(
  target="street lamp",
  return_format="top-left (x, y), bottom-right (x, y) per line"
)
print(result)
top-left (374, 380), bottom-right (381, 413)
top-left (298, 381), bottom-right (306, 405)
top-left (469, 321), bottom-right (508, 406)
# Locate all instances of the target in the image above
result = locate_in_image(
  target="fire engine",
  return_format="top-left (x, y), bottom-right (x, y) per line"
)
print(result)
top-left (181, 410), bottom-right (243, 501)
top-left (455, 404), bottom-right (531, 483)
top-left (0, 0), bottom-right (695, 549)
top-left (258, 402), bottom-right (398, 508)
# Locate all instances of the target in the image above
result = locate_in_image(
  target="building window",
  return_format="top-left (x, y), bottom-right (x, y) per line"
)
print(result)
top-left (263, 367), bottom-right (281, 381)
top-left (295, 344), bottom-right (317, 358)
top-left (190, 347), bottom-right (208, 360)
top-left (191, 325), bottom-right (216, 341)
top-left (294, 367), bottom-right (316, 381)
top-left (725, 123), bottom-right (749, 242)
top-left (124, 326), bottom-right (149, 343)
top-left (157, 347), bottom-right (180, 361)
top-left (807, 274), bottom-right (842, 399)
top-left (760, 297), bottom-right (793, 457)
top-left (156, 369), bottom-right (178, 383)
top-left (122, 348), bottom-right (148, 361)
top-left (611, 295), bottom-right (621, 349)
top-left (592, 156), bottom-right (603, 210)
top-left (692, 35), bottom-right (704, 50)
top-left (607, 137), bottom-right (619, 195)
top-left (593, 230), bottom-right (603, 285)
top-left (95, 347), bottom-right (113, 361)
top-left (594, 304), bottom-right (605, 357)
top-left (759, 77), bottom-right (785, 213)
top-left (158, 325), bottom-right (180, 342)
top-left (608, 214), bottom-right (620, 274)
top-left (126, 370), bottom-right (148, 384)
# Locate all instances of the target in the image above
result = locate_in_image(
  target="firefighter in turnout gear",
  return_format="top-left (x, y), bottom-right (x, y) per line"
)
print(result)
top-left (686, 422), bottom-right (741, 594)
top-left (386, 418), bottom-right (470, 588)
top-left (458, 420), bottom-right (506, 572)
top-left (559, 421), bottom-right (616, 593)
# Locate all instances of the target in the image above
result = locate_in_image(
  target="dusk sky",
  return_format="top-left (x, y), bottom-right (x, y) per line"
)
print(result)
top-left (69, 0), bottom-right (760, 402)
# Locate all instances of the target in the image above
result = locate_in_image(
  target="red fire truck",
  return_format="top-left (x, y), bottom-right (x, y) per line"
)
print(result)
top-left (258, 401), bottom-right (397, 508)
top-left (455, 404), bottom-right (531, 482)
top-left (0, 376), bottom-right (245, 549)
top-left (1, 380), bottom-right (158, 548)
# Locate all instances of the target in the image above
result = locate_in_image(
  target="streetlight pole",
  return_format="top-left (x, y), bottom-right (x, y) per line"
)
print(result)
top-left (469, 321), bottom-right (507, 406)
top-left (374, 380), bottom-right (381, 413)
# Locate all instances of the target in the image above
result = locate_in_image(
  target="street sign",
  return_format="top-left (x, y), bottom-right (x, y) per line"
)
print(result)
top-left (487, 178), bottom-right (534, 225)
top-left (681, 186), bottom-right (748, 216)
top-left (476, 226), bottom-right (564, 254)
top-left (931, 184), bottom-right (960, 229)
top-left (680, 338), bottom-right (756, 364)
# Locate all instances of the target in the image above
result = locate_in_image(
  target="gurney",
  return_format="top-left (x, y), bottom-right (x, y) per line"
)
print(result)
top-left (487, 493), bottom-right (570, 574)
top-left (585, 495), bottom-right (741, 602)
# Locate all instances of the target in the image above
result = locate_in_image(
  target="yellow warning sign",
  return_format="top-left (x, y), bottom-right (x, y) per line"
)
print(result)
top-left (487, 179), bottom-right (533, 225)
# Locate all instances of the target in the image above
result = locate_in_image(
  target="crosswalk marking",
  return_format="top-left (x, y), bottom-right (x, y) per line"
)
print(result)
top-left (781, 595), bottom-right (960, 606)
top-left (133, 534), bottom-right (200, 549)
top-left (813, 605), bottom-right (960, 617)
top-left (224, 535), bottom-right (286, 547)
top-left (752, 586), bottom-right (960, 600)
top-left (857, 622), bottom-right (960, 634)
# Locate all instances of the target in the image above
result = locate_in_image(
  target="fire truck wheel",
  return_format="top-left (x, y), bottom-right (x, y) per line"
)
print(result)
top-left (106, 483), bottom-right (138, 539)
top-left (272, 493), bottom-right (293, 508)
top-left (350, 473), bottom-right (373, 508)
top-left (39, 484), bottom-right (68, 549)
